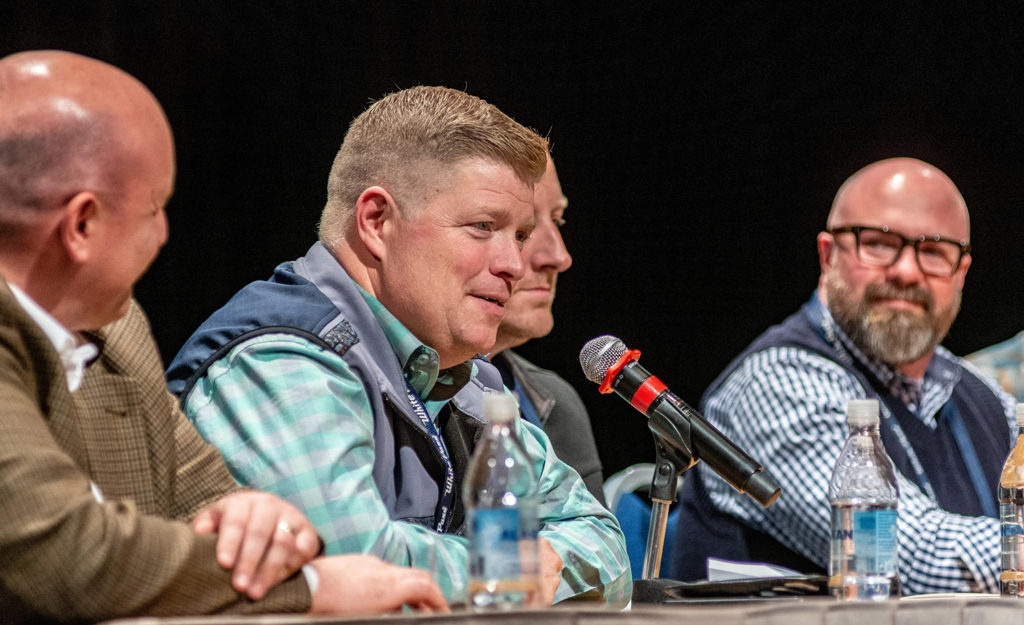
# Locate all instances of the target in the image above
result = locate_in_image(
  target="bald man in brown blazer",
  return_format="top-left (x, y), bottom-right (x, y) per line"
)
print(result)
top-left (0, 50), bottom-right (446, 622)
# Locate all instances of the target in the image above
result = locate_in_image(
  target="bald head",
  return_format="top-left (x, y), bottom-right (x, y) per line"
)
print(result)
top-left (0, 51), bottom-right (175, 329)
top-left (0, 50), bottom-right (174, 241)
top-left (827, 157), bottom-right (970, 242)
top-left (818, 157), bottom-right (972, 377)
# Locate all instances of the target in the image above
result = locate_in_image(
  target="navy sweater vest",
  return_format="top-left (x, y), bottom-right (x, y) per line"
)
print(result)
top-left (669, 301), bottom-right (1008, 581)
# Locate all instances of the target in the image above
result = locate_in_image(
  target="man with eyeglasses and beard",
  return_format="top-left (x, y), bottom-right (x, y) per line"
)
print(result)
top-left (670, 157), bottom-right (1016, 595)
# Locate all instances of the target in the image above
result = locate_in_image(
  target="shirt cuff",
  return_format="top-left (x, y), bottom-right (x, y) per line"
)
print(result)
top-left (301, 563), bottom-right (320, 596)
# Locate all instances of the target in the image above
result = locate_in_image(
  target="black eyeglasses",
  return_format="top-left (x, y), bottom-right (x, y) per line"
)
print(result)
top-left (828, 225), bottom-right (971, 277)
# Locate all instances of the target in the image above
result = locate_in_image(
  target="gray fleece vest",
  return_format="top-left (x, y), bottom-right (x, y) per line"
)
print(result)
top-left (166, 243), bottom-right (504, 533)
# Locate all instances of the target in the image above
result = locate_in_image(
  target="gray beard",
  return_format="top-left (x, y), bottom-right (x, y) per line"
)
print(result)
top-left (825, 269), bottom-right (960, 365)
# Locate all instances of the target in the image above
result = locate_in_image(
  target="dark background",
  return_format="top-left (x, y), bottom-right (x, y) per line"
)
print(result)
top-left (6, 2), bottom-right (1024, 479)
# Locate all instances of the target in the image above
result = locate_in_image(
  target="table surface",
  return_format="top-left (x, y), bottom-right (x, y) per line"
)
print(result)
top-left (99, 594), bottom-right (1024, 625)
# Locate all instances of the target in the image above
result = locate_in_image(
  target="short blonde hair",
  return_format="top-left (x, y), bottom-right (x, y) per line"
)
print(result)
top-left (318, 86), bottom-right (548, 249)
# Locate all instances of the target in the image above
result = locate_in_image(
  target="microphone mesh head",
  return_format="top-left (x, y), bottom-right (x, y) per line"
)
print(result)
top-left (579, 335), bottom-right (628, 383)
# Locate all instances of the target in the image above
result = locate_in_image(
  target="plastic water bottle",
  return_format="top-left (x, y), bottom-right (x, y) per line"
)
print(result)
top-left (463, 392), bottom-right (540, 609)
top-left (999, 403), bottom-right (1024, 596)
top-left (828, 399), bottom-right (900, 600)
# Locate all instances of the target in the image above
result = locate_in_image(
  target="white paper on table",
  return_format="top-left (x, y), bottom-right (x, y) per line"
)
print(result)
top-left (706, 557), bottom-right (802, 581)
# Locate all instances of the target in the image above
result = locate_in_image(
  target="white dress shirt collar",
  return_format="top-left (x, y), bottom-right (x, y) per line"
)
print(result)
top-left (8, 284), bottom-right (98, 392)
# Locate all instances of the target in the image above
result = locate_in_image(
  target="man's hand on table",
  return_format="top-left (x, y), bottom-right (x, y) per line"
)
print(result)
top-left (193, 491), bottom-right (321, 599)
top-left (308, 554), bottom-right (449, 615)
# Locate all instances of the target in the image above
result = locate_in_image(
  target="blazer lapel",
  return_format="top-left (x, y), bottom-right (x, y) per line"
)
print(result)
top-left (0, 281), bottom-right (93, 473)
top-left (74, 328), bottom-right (159, 512)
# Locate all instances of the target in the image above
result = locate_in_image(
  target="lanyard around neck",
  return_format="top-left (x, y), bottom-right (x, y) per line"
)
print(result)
top-left (403, 380), bottom-right (456, 533)
top-left (805, 299), bottom-right (937, 501)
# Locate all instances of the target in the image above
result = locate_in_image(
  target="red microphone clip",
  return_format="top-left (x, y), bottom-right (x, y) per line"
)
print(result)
top-left (598, 348), bottom-right (641, 394)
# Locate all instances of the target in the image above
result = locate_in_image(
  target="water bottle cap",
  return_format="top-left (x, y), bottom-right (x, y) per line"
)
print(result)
top-left (846, 399), bottom-right (879, 426)
top-left (482, 391), bottom-right (518, 423)
top-left (1016, 403), bottom-right (1024, 426)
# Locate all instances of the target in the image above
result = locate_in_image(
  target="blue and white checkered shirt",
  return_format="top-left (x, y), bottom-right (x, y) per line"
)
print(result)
top-left (183, 286), bottom-right (630, 605)
top-left (699, 294), bottom-right (1017, 594)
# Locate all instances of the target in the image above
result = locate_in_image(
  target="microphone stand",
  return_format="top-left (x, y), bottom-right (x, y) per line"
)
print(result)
top-left (630, 392), bottom-right (784, 603)
top-left (640, 404), bottom-right (698, 580)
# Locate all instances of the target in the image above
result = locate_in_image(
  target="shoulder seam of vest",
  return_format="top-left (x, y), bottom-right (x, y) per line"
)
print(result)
top-left (178, 326), bottom-right (332, 405)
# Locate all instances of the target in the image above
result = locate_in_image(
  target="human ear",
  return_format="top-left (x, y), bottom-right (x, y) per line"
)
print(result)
top-left (354, 186), bottom-right (396, 261)
top-left (816, 231), bottom-right (836, 275)
top-left (954, 253), bottom-right (971, 287)
top-left (59, 191), bottom-right (101, 263)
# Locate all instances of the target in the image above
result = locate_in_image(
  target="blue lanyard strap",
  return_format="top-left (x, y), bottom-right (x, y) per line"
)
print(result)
top-left (403, 380), bottom-right (456, 533)
top-left (942, 400), bottom-right (998, 518)
top-left (806, 297), bottom-right (998, 515)
top-left (511, 383), bottom-right (542, 427)
top-left (805, 299), bottom-right (938, 500)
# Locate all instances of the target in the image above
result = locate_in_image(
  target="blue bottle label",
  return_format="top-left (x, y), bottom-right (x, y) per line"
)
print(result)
top-left (1001, 523), bottom-right (1024, 537)
top-left (852, 508), bottom-right (897, 574)
top-left (471, 509), bottom-right (521, 579)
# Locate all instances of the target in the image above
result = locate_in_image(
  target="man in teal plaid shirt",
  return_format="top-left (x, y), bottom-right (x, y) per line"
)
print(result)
top-left (166, 86), bottom-right (630, 607)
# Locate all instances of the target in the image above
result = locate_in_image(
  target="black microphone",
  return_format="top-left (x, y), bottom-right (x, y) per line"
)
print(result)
top-left (580, 335), bottom-right (780, 507)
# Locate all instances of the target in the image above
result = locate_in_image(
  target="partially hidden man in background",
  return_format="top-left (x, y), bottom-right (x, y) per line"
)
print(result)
top-left (166, 86), bottom-right (631, 605)
top-left (0, 50), bottom-right (447, 623)
top-left (671, 157), bottom-right (1016, 593)
top-left (486, 152), bottom-right (607, 505)
top-left (966, 331), bottom-right (1024, 403)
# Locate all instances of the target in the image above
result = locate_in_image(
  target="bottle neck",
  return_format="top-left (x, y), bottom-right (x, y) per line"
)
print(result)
top-left (849, 423), bottom-right (880, 436)
top-left (487, 419), bottom-right (514, 435)
top-left (849, 423), bottom-right (880, 452)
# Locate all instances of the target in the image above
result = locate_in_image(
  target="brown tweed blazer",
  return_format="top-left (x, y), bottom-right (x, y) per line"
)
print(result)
top-left (0, 282), bottom-right (311, 622)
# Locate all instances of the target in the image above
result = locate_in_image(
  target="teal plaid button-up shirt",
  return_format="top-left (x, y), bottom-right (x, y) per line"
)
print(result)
top-left (184, 286), bottom-right (630, 605)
